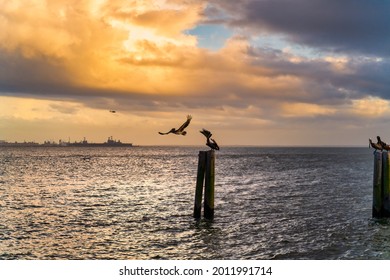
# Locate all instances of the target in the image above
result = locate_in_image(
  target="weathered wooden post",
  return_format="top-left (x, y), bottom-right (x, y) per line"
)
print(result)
top-left (193, 150), bottom-right (215, 220)
top-left (382, 151), bottom-right (390, 216)
top-left (194, 151), bottom-right (206, 219)
top-left (204, 150), bottom-right (215, 220)
top-left (373, 151), bottom-right (383, 218)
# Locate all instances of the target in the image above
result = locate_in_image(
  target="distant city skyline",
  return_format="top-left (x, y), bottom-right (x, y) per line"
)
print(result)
top-left (1, 1), bottom-right (390, 146)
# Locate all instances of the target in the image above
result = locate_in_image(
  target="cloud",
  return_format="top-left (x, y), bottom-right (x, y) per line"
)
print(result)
top-left (1, 0), bottom-right (388, 111)
top-left (350, 97), bottom-right (390, 118)
top-left (0, 0), bottom-right (203, 95)
top-left (208, 0), bottom-right (390, 57)
top-left (281, 102), bottom-right (336, 118)
top-left (104, 0), bottom-right (203, 38)
top-left (247, 44), bottom-right (390, 105)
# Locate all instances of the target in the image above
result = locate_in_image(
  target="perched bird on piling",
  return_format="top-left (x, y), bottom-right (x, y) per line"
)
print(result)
top-left (369, 137), bottom-right (383, 151)
top-left (377, 136), bottom-right (390, 151)
top-left (200, 128), bottom-right (220, 150)
top-left (159, 115), bottom-right (192, 135)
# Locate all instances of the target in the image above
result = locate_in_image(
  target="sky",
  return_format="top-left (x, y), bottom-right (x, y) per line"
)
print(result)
top-left (0, 0), bottom-right (389, 146)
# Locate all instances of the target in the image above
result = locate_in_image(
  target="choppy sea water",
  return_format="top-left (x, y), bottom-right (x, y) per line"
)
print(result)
top-left (1, 146), bottom-right (389, 260)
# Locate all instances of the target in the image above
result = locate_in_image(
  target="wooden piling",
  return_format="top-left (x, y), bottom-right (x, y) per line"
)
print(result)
top-left (204, 150), bottom-right (215, 220)
top-left (193, 150), bottom-right (216, 220)
top-left (373, 151), bottom-right (382, 218)
top-left (382, 151), bottom-right (390, 216)
top-left (194, 151), bottom-right (206, 219)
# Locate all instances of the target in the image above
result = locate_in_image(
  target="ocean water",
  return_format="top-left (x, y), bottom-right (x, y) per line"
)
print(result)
top-left (1, 146), bottom-right (389, 260)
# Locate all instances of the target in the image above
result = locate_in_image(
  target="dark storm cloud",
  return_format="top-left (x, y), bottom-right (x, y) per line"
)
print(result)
top-left (209, 0), bottom-right (390, 57)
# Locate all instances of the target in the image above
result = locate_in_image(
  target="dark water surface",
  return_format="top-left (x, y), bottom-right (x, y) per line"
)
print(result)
top-left (1, 146), bottom-right (389, 259)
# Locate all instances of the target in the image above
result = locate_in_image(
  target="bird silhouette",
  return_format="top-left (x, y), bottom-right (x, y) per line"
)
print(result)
top-left (377, 136), bottom-right (390, 151)
top-left (159, 115), bottom-right (192, 135)
top-left (369, 137), bottom-right (383, 151)
top-left (200, 128), bottom-right (220, 150)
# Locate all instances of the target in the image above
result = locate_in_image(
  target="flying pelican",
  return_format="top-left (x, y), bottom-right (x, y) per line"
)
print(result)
top-left (200, 128), bottom-right (220, 150)
top-left (377, 136), bottom-right (390, 151)
top-left (159, 115), bottom-right (192, 135)
top-left (369, 138), bottom-right (383, 151)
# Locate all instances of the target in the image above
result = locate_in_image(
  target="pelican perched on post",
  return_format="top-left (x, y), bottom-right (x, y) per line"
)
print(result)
top-left (369, 137), bottom-right (383, 151)
top-left (377, 136), bottom-right (390, 151)
top-left (158, 115), bottom-right (192, 136)
top-left (200, 128), bottom-right (220, 150)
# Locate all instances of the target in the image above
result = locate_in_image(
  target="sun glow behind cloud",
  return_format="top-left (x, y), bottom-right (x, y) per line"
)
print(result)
top-left (0, 0), bottom-right (204, 92)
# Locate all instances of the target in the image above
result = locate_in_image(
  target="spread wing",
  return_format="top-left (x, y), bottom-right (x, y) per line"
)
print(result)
top-left (177, 115), bottom-right (192, 132)
top-left (200, 128), bottom-right (212, 138)
top-left (159, 128), bottom-right (175, 135)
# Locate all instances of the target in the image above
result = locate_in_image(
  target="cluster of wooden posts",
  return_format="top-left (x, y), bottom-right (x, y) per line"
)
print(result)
top-left (373, 151), bottom-right (390, 218)
top-left (194, 149), bottom-right (390, 220)
top-left (193, 149), bottom-right (390, 220)
top-left (193, 150), bottom-right (215, 220)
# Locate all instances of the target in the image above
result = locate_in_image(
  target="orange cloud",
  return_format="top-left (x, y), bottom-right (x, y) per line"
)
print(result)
top-left (0, 0), bottom-right (206, 94)
top-left (281, 102), bottom-right (336, 118)
top-left (350, 97), bottom-right (390, 118)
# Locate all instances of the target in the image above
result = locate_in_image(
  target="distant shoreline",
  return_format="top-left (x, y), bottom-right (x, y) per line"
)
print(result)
top-left (0, 136), bottom-right (133, 147)
top-left (0, 143), bottom-right (134, 147)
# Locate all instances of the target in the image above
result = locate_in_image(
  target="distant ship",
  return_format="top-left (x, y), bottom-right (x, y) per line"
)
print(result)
top-left (68, 136), bottom-right (133, 147)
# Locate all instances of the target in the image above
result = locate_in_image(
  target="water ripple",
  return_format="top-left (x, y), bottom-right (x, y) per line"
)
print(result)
top-left (0, 146), bottom-right (384, 259)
